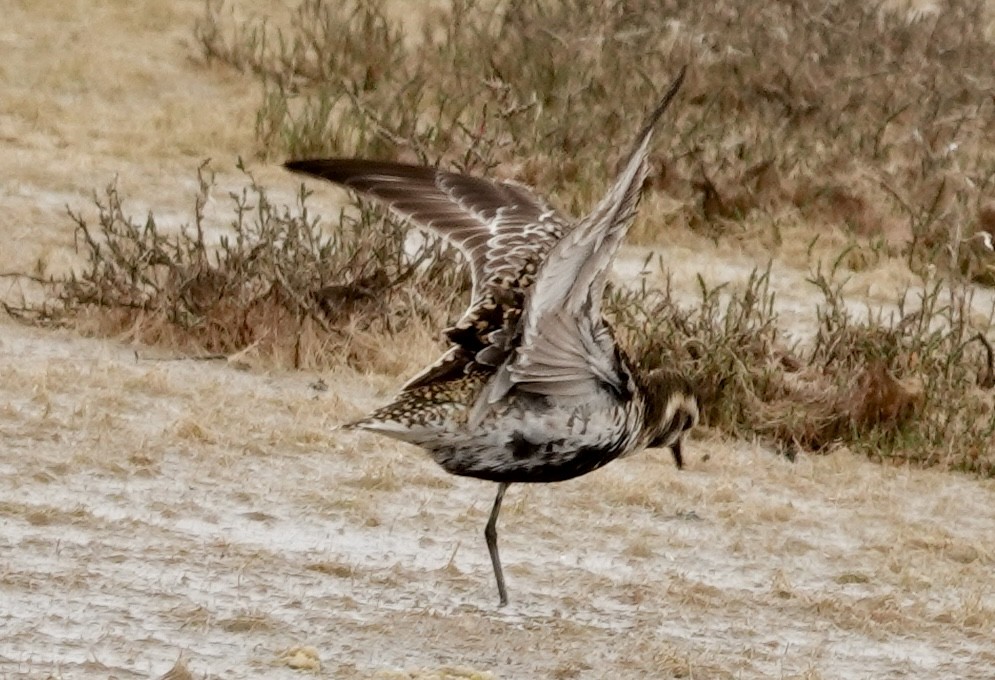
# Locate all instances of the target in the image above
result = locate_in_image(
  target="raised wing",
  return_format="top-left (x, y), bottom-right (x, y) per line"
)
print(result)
top-left (489, 68), bottom-right (687, 401)
top-left (282, 158), bottom-right (569, 310)
top-left (283, 159), bottom-right (571, 382)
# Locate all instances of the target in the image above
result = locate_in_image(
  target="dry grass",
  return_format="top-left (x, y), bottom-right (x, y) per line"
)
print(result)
top-left (0, 0), bottom-right (289, 285)
top-left (610, 260), bottom-right (995, 473)
top-left (6, 161), bottom-right (467, 370)
top-left (157, 656), bottom-right (196, 680)
top-left (196, 0), bottom-right (995, 265)
top-left (5, 0), bottom-right (995, 475)
top-left (6, 5), bottom-right (995, 677)
top-left (208, 0), bottom-right (992, 474)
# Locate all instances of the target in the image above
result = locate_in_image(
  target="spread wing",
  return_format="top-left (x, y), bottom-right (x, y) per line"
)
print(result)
top-left (488, 67), bottom-right (687, 401)
top-left (283, 158), bottom-right (572, 389)
top-left (282, 158), bottom-right (569, 312)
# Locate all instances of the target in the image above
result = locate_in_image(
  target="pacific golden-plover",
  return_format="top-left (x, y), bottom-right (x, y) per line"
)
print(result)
top-left (285, 68), bottom-right (698, 606)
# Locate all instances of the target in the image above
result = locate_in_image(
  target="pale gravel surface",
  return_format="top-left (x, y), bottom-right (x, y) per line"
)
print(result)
top-left (3, 2), bottom-right (995, 679)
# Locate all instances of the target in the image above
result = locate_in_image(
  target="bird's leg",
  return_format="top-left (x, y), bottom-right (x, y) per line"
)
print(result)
top-left (670, 439), bottom-right (684, 469)
top-left (484, 481), bottom-right (510, 607)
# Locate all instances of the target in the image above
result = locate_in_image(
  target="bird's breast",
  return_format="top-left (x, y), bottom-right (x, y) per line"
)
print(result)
top-left (427, 394), bottom-right (641, 483)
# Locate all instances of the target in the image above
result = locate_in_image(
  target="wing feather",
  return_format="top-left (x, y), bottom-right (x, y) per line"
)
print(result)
top-left (283, 156), bottom-right (572, 386)
top-left (489, 68), bottom-right (686, 402)
top-left (285, 67), bottom-right (686, 405)
top-left (282, 158), bottom-right (569, 310)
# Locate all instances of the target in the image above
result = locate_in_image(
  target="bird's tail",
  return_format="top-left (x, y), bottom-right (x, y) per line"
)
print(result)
top-left (338, 414), bottom-right (431, 447)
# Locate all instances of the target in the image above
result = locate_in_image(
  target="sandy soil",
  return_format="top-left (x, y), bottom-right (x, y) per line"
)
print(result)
top-left (3, 3), bottom-right (995, 679)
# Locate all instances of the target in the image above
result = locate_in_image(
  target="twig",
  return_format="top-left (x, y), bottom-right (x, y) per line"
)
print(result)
top-left (133, 351), bottom-right (229, 363)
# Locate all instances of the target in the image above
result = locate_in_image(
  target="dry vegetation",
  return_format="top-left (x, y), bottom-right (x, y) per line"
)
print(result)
top-left (10, 162), bottom-right (467, 372)
top-left (8, 0), bottom-right (994, 473)
top-left (4, 2), bottom-right (995, 678)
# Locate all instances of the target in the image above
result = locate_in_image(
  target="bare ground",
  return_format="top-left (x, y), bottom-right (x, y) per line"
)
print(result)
top-left (3, 3), bottom-right (995, 679)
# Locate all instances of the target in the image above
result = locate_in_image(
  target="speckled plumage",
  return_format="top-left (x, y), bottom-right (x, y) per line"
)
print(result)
top-left (285, 68), bottom-right (697, 606)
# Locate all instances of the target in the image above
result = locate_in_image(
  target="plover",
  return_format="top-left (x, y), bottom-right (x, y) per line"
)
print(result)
top-left (285, 68), bottom-right (698, 606)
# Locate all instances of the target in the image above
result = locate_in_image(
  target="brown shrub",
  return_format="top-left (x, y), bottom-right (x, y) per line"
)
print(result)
top-left (9, 162), bottom-right (467, 371)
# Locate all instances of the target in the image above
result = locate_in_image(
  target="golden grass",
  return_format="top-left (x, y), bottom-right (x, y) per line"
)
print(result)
top-left (277, 646), bottom-right (322, 672)
top-left (219, 611), bottom-right (278, 633)
top-left (157, 656), bottom-right (196, 680)
top-left (0, 2), bottom-right (256, 162)
top-left (0, 1), bottom-right (295, 283)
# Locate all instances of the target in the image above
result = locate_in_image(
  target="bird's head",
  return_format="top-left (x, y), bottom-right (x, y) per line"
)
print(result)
top-left (639, 369), bottom-right (700, 469)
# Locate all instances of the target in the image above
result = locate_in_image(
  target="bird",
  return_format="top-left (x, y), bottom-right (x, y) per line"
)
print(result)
top-left (284, 67), bottom-right (699, 607)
